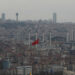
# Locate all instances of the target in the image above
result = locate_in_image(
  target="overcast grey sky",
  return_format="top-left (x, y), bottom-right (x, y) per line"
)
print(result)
top-left (0, 0), bottom-right (75, 22)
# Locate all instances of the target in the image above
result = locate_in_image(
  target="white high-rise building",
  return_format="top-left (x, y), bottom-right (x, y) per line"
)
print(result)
top-left (2, 13), bottom-right (5, 21)
top-left (53, 13), bottom-right (57, 24)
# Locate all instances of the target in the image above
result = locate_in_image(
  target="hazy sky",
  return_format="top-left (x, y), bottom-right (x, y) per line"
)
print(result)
top-left (0, 0), bottom-right (75, 22)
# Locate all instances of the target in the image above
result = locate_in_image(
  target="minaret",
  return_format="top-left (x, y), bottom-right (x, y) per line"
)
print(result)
top-left (36, 33), bottom-right (38, 48)
top-left (66, 32), bottom-right (69, 42)
top-left (50, 32), bottom-right (52, 47)
top-left (29, 32), bottom-right (31, 48)
top-left (42, 33), bottom-right (45, 42)
top-left (71, 29), bottom-right (74, 41)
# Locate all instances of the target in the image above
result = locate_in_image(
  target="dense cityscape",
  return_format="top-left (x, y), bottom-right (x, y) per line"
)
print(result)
top-left (0, 13), bottom-right (75, 75)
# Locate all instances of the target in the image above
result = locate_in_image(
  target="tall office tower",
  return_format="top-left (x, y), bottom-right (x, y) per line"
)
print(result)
top-left (53, 13), bottom-right (57, 24)
top-left (2, 13), bottom-right (5, 21)
top-left (16, 13), bottom-right (19, 22)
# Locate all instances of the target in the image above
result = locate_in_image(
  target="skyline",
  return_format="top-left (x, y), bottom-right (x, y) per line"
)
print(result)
top-left (0, 0), bottom-right (75, 22)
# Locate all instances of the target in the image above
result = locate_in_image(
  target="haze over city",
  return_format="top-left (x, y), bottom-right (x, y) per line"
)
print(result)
top-left (0, 0), bottom-right (75, 22)
top-left (1, 0), bottom-right (75, 75)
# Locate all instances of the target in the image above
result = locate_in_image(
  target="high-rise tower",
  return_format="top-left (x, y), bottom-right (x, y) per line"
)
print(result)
top-left (53, 13), bottom-right (57, 24)
top-left (2, 13), bottom-right (5, 21)
top-left (16, 13), bottom-right (19, 22)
